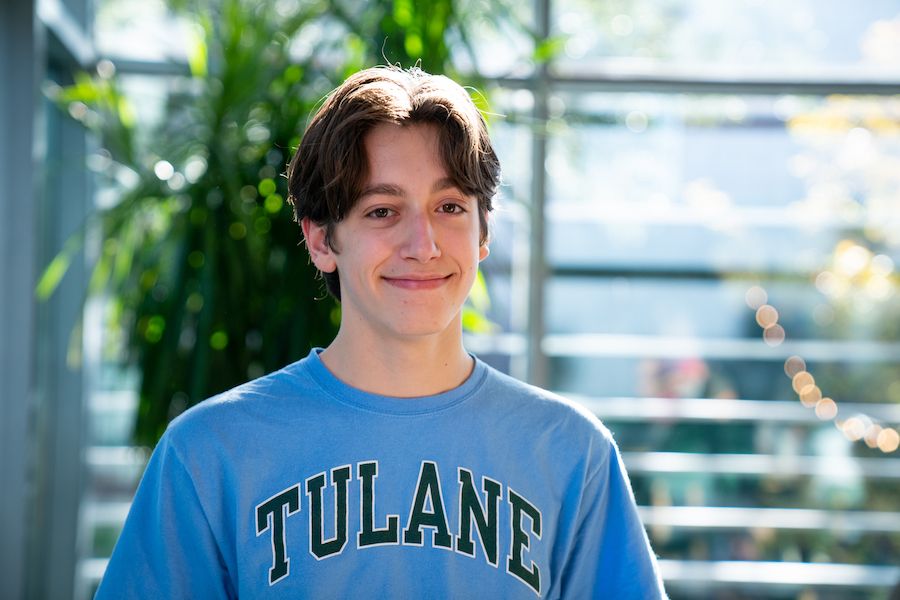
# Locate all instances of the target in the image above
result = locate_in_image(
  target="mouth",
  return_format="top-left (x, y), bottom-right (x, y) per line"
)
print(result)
top-left (383, 274), bottom-right (452, 290)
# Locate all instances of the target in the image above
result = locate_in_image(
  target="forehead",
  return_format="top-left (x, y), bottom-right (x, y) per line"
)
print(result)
top-left (363, 122), bottom-right (443, 170)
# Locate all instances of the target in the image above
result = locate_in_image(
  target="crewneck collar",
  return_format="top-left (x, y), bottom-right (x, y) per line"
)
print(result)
top-left (302, 347), bottom-right (488, 416)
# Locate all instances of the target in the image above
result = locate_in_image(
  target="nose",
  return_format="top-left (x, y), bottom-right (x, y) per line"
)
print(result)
top-left (400, 212), bottom-right (440, 262)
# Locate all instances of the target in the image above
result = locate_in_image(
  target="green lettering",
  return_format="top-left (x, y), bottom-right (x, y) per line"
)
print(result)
top-left (358, 461), bottom-right (400, 547)
top-left (306, 465), bottom-right (351, 559)
top-left (403, 461), bottom-right (452, 549)
top-left (507, 488), bottom-right (541, 595)
top-left (456, 469), bottom-right (501, 565)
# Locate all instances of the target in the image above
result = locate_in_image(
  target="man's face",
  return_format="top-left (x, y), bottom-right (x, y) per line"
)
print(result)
top-left (305, 122), bottom-right (488, 342)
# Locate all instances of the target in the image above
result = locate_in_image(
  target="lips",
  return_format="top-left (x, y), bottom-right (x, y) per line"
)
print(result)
top-left (382, 274), bottom-right (452, 290)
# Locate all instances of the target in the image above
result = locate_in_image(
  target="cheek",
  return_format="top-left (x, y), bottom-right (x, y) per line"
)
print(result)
top-left (335, 233), bottom-right (391, 275)
top-left (460, 243), bottom-right (485, 280)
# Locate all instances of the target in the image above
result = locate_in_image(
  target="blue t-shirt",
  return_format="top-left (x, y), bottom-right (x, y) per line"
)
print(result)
top-left (97, 350), bottom-right (667, 599)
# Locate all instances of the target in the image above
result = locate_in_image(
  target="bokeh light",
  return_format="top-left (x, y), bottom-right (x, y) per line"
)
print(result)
top-left (792, 371), bottom-right (814, 393)
top-left (784, 356), bottom-right (806, 378)
top-left (835, 242), bottom-right (870, 276)
top-left (763, 324), bottom-right (785, 346)
top-left (864, 424), bottom-right (883, 448)
top-left (865, 275), bottom-right (892, 299)
top-left (626, 111), bottom-right (648, 133)
top-left (842, 417), bottom-right (866, 441)
top-left (799, 384), bottom-right (822, 407)
top-left (877, 428), bottom-right (900, 453)
top-left (154, 160), bottom-right (174, 181)
top-left (611, 14), bottom-right (634, 36)
top-left (96, 58), bottom-right (116, 78)
top-left (870, 254), bottom-right (894, 277)
top-left (185, 156), bottom-right (208, 183)
top-left (815, 398), bottom-right (837, 420)
top-left (815, 271), bottom-right (837, 294)
top-left (745, 286), bottom-right (767, 309)
top-left (756, 305), bottom-right (778, 328)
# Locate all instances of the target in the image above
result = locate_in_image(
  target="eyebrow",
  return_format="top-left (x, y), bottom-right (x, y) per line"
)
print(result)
top-left (360, 183), bottom-right (405, 198)
top-left (359, 177), bottom-right (459, 199)
top-left (430, 177), bottom-right (458, 194)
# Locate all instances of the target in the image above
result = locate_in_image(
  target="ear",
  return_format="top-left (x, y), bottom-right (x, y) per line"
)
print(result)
top-left (301, 217), bottom-right (338, 273)
top-left (478, 209), bottom-right (490, 262)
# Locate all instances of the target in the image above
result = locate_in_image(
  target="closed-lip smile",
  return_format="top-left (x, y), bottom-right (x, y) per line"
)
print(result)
top-left (383, 274), bottom-right (452, 290)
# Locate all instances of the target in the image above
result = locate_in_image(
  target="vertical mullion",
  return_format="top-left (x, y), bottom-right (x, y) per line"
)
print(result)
top-left (526, 0), bottom-right (551, 387)
top-left (0, 2), bottom-right (38, 599)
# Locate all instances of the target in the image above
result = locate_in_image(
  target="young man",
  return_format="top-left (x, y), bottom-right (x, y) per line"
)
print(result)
top-left (97, 66), bottom-right (667, 599)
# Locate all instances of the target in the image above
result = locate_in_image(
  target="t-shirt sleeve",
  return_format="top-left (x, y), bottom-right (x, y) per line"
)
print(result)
top-left (556, 435), bottom-right (668, 599)
top-left (94, 433), bottom-right (236, 600)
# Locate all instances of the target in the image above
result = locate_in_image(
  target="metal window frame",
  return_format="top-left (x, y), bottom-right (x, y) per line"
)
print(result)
top-left (0, 3), bottom-right (39, 598)
top-left (0, 1), bottom-right (95, 599)
top-left (503, 0), bottom-right (900, 385)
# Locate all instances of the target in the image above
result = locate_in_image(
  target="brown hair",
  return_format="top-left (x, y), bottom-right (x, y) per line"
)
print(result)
top-left (287, 66), bottom-right (500, 300)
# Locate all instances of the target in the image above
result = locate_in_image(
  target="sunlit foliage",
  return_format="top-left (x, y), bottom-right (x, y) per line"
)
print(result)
top-left (41, 0), bottom-right (517, 445)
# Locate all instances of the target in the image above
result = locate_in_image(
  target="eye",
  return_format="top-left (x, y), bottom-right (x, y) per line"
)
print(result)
top-left (440, 203), bottom-right (464, 214)
top-left (368, 207), bottom-right (393, 218)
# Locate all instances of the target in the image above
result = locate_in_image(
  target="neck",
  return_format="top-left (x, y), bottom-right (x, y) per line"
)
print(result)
top-left (318, 317), bottom-right (474, 398)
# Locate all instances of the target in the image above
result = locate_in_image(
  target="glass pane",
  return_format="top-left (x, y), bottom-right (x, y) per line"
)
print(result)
top-left (547, 92), bottom-right (900, 274)
top-left (452, 1), bottom-right (537, 78)
top-left (551, 0), bottom-right (900, 76)
top-left (94, 0), bottom-right (189, 63)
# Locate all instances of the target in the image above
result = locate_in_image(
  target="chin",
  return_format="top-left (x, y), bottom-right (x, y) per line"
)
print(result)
top-left (388, 313), bottom-right (461, 339)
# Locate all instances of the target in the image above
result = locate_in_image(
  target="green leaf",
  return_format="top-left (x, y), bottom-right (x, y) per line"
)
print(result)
top-left (533, 35), bottom-right (568, 64)
top-left (467, 269), bottom-right (491, 312)
top-left (462, 306), bottom-right (497, 334)
top-left (183, 22), bottom-right (209, 78)
top-left (35, 230), bottom-right (84, 299)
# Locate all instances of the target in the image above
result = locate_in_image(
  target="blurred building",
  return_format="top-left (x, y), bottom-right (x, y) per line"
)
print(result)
top-left (2, 0), bottom-right (98, 598)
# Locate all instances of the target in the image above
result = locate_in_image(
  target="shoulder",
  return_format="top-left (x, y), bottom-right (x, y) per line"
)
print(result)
top-left (477, 361), bottom-right (615, 447)
top-left (163, 357), bottom-right (315, 442)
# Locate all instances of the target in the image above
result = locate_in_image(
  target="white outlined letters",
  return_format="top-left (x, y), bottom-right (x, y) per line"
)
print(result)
top-left (506, 487), bottom-right (542, 596)
top-left (403, 461), bottom-right (452, 549)
top-left (255, 485), bottom-right (301, 585)
top-left (456, 468), bottom-right (501, 566)
top-left (357, 461), bottom-right (400, 547)
top-left (305, 465), bottom-right (352, 560)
